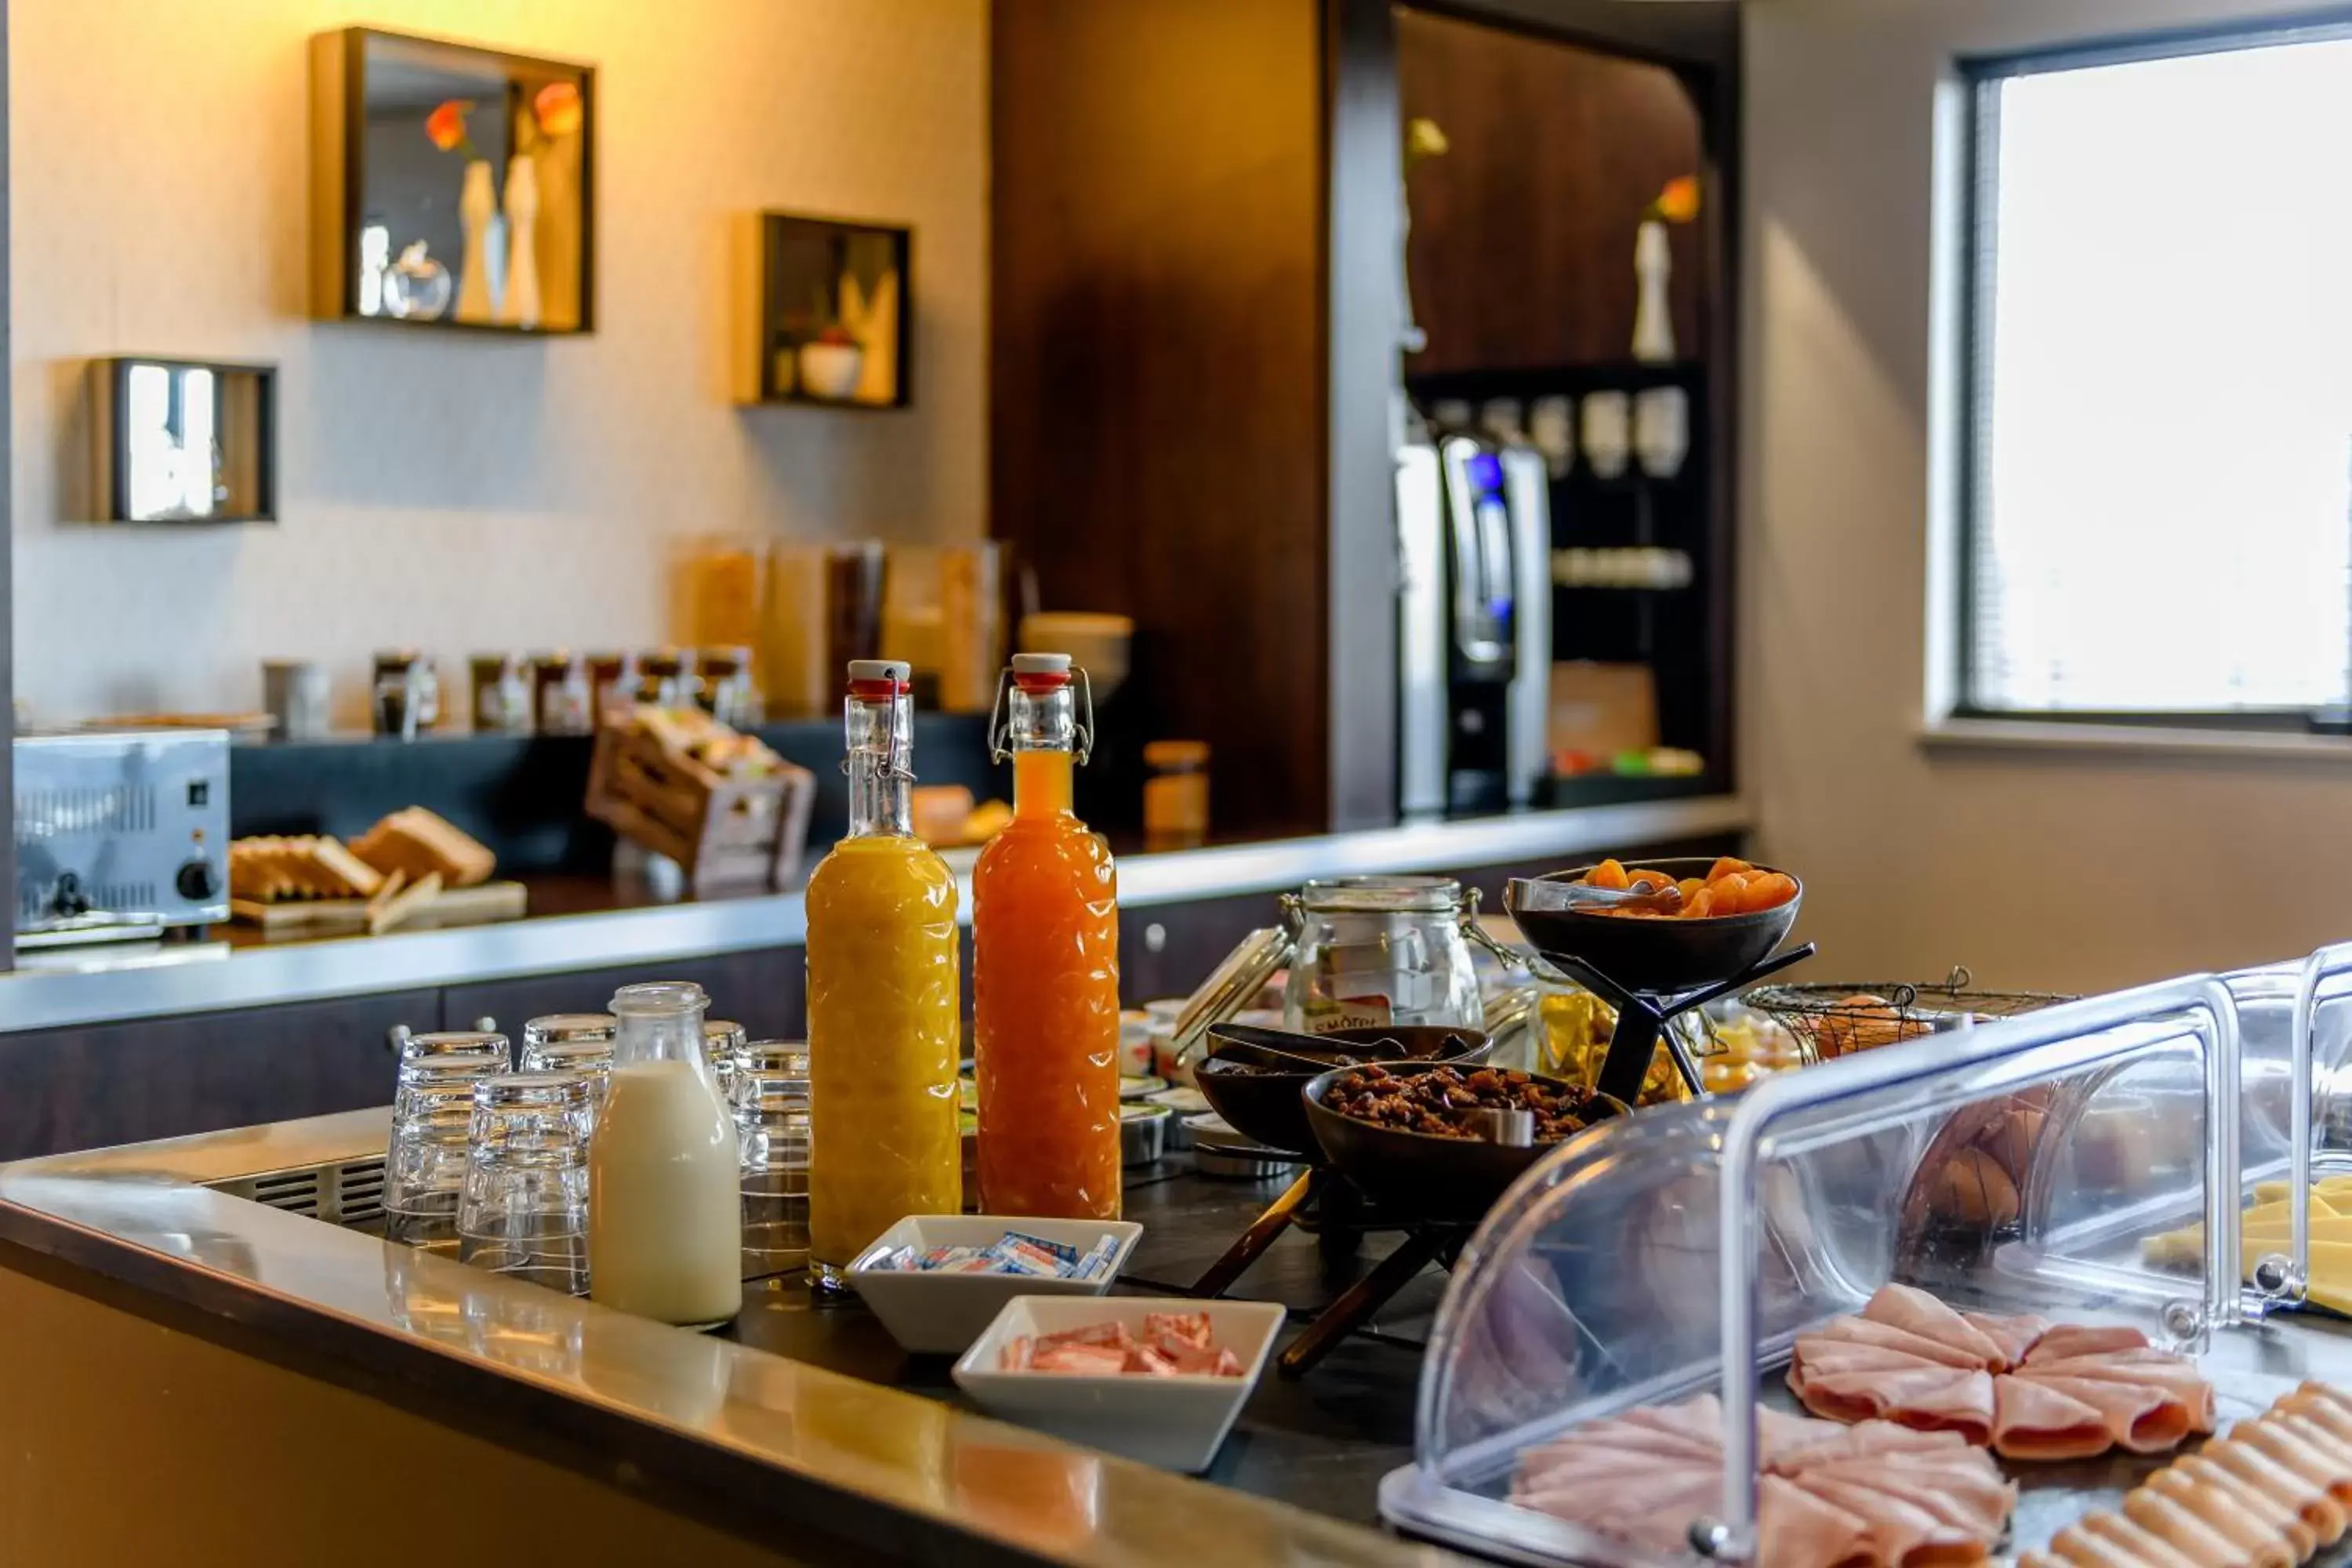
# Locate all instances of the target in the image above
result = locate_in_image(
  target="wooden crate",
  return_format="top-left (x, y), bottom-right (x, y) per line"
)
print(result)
top-left (585, 717), bottom-right (816, 890)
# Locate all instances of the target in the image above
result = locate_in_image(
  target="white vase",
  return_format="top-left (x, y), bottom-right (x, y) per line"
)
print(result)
top-left (1632, 218), bottom-right (1675, 363)
top-left (499, 154), bottom-right (541, 329)
top-left (454, 160), bottom-right (496, 325)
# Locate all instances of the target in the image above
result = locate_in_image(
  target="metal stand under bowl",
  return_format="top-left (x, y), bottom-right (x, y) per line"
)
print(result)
top-left (1186, 1158), bottom-right (1472, 1378)
top-left (1532, 942), bottom-right (1817, 1105)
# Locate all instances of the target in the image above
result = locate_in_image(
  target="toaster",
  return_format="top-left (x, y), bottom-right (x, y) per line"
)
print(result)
top-left (14, 730), bottom-right (230, 944)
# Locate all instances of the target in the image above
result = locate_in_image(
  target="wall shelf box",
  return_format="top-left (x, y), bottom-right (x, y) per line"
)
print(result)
top-left (309, 27), bottom-right (596, 335)
top-left (733, 212), bottom-right (913, 408)
top-left (85, 358), bottom-right (278, 525)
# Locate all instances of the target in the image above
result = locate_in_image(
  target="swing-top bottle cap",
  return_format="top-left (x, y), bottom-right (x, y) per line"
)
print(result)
top-left (847, 659), bottom-right (911, 699)
top-left (1011, 652), bottom-right (1073, 690)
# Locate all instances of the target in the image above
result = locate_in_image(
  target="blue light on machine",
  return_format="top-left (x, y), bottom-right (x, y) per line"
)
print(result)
top-left (1468, 452), bottom-right (1504, 491)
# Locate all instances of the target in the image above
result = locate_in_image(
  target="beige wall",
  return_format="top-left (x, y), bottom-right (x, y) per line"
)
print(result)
top-left (1744, 0), bottom-right (2352, 993)
top-left (11, 0), bottom-right (985, 725)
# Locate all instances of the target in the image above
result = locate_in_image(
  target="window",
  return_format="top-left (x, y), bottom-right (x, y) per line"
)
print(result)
top-left (1959, 23), bottom-right (2352, 720)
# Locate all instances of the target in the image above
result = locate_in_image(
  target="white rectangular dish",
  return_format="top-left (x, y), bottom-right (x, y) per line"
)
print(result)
top-left (848, 1214), bottom-right (1142, 1355)
top-left (951, 1294), bottom-right (1287, 1472)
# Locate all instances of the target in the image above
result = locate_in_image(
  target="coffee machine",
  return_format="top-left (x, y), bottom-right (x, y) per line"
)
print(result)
top-left (1396, 432), bottom-right (1551, 815)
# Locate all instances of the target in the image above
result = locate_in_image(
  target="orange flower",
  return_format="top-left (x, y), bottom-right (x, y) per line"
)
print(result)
top-left (535, 81), bottom-right (583, 139)
top-left (1651, 175), bottom-right (1700, 223)
top-left (424, 99), bottom-right (474, 156)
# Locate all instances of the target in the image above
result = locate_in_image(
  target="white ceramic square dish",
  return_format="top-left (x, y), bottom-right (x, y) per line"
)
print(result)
top-left (848, 1214), bottom-right (1143, 1355)
top-left (950, 1295), bottom-right (1287, 1472)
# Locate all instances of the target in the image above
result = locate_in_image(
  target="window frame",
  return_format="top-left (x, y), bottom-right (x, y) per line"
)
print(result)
top-left (1951, 10), bottom-right (2352, 731)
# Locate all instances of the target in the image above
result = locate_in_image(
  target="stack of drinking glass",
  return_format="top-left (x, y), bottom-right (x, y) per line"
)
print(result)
top-left (382, 1008), bottom-right (812, 1294)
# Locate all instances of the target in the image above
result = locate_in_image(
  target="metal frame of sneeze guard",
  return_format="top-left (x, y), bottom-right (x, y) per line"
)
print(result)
top-left (1697, 974), bottom-right (2244, 1564)
top-left (2275, 941), bottom-right (2352, 1305)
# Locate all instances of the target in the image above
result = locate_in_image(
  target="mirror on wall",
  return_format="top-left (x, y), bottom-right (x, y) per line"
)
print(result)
top-left (310, 28), bottom-right (595, 334)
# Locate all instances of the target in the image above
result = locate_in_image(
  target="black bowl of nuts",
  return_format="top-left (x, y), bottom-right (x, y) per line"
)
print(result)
top-left (1301, 1061), bottom-right (1626, 1219)
top-left (1196, 1023), bottom-right (1491, 1158)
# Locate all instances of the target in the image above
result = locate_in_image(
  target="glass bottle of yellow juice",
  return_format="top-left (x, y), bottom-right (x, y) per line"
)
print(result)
top-left (804, 659), bottom-right (963, 1288)
top-left (973, 652), bottom-right (1120, 1219)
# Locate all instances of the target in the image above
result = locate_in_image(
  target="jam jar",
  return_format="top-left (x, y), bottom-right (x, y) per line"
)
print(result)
top-left (1282, 875), bottom-right (1483, 1034)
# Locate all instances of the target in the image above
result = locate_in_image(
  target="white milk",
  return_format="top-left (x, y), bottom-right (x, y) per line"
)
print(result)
top-left (589, 1059), bottom-right (742, 1327)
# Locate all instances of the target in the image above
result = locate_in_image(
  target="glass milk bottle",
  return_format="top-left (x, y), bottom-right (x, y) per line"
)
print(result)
top-left (973, 652), bottom-right (1122, 1219)
top-left (804, 659), bottom-right (963, 1289)
top-left (588, 982), bottom-right (742, 1327)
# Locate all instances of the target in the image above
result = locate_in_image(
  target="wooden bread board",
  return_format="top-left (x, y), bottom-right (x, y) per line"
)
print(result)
top-left (230, 879), bottom-right (528, 935)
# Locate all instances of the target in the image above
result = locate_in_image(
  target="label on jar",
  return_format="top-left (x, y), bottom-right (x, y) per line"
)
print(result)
top-left (1300, 994), bottom-right (1393, 1033)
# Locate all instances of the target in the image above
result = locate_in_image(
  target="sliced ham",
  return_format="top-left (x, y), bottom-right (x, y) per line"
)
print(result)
top-left (1788, 1341), bottom-right (1944, 1397)
top-left (1781, 1422), bottom-right (1974, 1463)
top-left (1860, 1283), bottom-right (2011, 1367)
top-left (1617, 1394), bottom-right (1725, 1440)
top-left (1795, 1461), bottom-right (2015, 1541)
top-left (1998, 1351), bottom-right (2216, 1434)
top-left (1798, 1475), bottom-right (1986, 1567)
top-left (2008, 1370), bottom-right (2190, 1454)
top-left (1962, 1308), bottom-right (2049, 1367)
top-left (1508, 1393), bottom-right (2013, 1568)
top-left (1992, 1375), bottom-right (2112, 1461)
top-left (1512, 1446), bottom-right (1712, 1490)
top-left (1755, 1474), bottom-right (1876, 1568)
top-left (1795, 1367), bottom-right (1994, 1445)
top-left (2021, 1323), bottom-right (2151, 1362)
top-left (2143, 1467), bottom-right (2296, 1568)
top-left (1796, 1316), bottom-right (1993, 1371)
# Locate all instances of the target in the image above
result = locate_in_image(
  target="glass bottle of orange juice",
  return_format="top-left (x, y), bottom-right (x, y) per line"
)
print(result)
top-left (804, 659), bottom-right (963, 1288)
top-left (973, 652), bottom-right (1121, 1219)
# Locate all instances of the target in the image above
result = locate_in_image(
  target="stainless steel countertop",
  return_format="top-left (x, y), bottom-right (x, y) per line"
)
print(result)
top-left (0, 1112), bottom-right (1468, 1566)
top-left (0, 796), bottom-right (1751, 1036)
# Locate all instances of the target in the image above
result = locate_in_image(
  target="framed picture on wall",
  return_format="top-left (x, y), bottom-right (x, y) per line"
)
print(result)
top-left (310, 27), bottom-right (596, 335)
top-left (732, 212), bottom-right (913, 408)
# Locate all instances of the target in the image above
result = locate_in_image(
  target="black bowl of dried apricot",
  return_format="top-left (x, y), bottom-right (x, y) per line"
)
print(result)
top-left (1506, 855), bottom-right (1802, 993)
top-left (1302, 1061), bottom-right (1627, 1219)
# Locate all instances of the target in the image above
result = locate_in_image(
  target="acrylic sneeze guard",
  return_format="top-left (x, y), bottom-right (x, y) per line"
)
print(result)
top-left (1379, 972), bottom-right (2274, 1566)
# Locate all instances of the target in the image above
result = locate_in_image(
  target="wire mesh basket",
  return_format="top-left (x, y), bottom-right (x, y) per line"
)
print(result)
top-left (1740, 966), bottom-right (2074, 1064)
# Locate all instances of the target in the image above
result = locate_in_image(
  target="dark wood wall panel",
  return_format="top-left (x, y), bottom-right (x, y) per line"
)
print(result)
top-left (990, 0), bottom-right (1331, 835)
top-left (441, 949), bottom-right (806, 1044)
top-left (0, 989), bottom-right (437, 1162)
top-left (1398, 6), bottom-right (1704, 374)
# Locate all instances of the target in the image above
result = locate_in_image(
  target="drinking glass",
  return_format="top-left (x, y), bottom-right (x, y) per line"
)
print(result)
top-left (400, 1029), bottom-right (511, 1070)
top-left (734, 1040), bottom-right (811, 1279)
top-left (705, 1018), bottom-right (749, 1106)
top-left (385, 1044), bottom-right (511, 1253)
top-left (457, 1071), bottom-right (593, 1296)
top-left (521, 1014), bottom-right (618, 1109)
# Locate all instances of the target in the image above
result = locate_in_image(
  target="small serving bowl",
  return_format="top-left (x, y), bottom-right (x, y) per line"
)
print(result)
top-left (953, 1294), bottom-right (1287, 1472)
top-left (1193, 1022), bottom-right (1492, 1158)
top-left (849, 1214), bottom-right (1142, 1355)
top-left (1505, 857), bottom-right (1803, 993)
top-left (1301, 1062), bottom-right (1626, 1221)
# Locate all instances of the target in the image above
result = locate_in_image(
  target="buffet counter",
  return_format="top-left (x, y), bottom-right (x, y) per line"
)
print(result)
top-left (0, 1109), bottom-right (1462, 1566)
top-left (0, 796), bottom-right (1750, 1036)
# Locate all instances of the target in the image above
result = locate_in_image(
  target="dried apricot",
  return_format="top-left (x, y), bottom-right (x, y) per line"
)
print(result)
top-left (1682, 887), bottom-right (1716, 919)
top-left (1705, 856), bottom-right (1751, 886)
top-left (1587, 858), bottom-right (1629, 891)
top-left (1675, 877), bottom-right (1705, 902)
top-left (1628, 868), bottom-right (1675, 891)
top-left (1745, 872), bottom-right (1798, 910)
